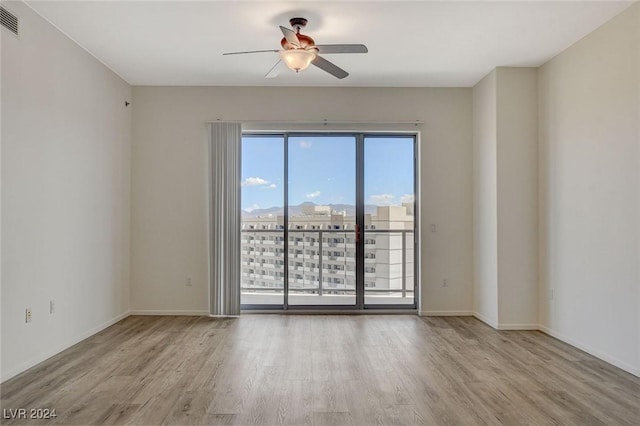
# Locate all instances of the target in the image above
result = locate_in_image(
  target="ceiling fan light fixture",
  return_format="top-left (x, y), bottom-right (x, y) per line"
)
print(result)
top-left (279, 49), bottom-right (316, 72)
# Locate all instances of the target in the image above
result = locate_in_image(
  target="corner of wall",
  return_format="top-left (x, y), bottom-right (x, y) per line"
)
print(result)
top-left (1, 1), bottom-right (133, 382)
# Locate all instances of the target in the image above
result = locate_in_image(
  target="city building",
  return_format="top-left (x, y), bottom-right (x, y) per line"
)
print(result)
top-left (241, 204), bottom-right (415, 303)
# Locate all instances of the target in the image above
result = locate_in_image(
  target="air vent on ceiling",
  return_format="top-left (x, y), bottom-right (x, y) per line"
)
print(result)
top-left (1, 6), bottom-right (19, 37)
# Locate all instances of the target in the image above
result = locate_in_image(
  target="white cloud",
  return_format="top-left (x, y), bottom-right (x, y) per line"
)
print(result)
top-left (400, 194), bottom-right (414, 203)
top-left (242, 177), bottom-right (269, 187)
top-left (299, 141), bottom-right (313, 149)
top-left (245, 204), bottom-right (260, 212)
top-left (306, 191), bottom-right (321, 199)
top-left (369, 193), bottom-right (395, 205)
top-left (265, 183), bottom-right (277, 189)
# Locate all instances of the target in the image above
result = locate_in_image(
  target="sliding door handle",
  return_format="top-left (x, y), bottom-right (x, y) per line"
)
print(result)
top-left (355, 223), bottom-right (361, 243)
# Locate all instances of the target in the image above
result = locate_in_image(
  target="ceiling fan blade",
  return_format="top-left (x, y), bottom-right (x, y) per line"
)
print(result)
top-left (279, 26), bottom-right (300, 48)
top-left (311, 55), bottom-right (349, 79)
top-left (265, 60), bottom-right (284, 79)
top-left (223, 49), bottom-right (279, 56)
top-left (315, 44), bottom-right (368, 54)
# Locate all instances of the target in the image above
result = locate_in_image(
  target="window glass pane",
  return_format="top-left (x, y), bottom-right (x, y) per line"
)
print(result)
top-left (241, 136), bottom-right (284, 306)
top-left (364, 136), bottom-right (415, 305)
top-left (288, 136), bottom-right (356, 305)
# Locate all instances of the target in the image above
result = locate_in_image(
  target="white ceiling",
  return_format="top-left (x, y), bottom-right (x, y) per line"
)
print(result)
top-left (25, 0), bottom-right (635, 87)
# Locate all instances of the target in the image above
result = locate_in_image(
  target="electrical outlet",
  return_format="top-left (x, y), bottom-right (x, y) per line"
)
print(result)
top-left (25, 308), bottom-right (32, 323)
top-left (50, 300), bottom-right (56, 314)
top-left (443, 278), bottom-right (448, 287)
top-left (185, 276), bottom-right (192, 287)
top-left (430, 224), bottom-right (436, 232)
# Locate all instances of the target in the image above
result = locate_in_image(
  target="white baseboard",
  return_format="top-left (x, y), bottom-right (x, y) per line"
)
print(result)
top-left (425, 314), bottom-right (639, 377)
top-left (129, 310), bottom-right (209, 316)
top-left (472, 311), bottom-right (498, 328)
top-left (538, 325), bottom-right (639, 377)
top-left (419, 310), bottom-right (473, 316)
top-left (1, 311), bottom-right (130, 383)
top-left (496, 323), bottom-right (540, 330)
top-left (470, 317), bottom-right (639, 377)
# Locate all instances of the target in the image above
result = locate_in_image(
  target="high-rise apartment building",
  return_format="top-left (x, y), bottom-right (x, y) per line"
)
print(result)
top-left (241, 203), bottom-right (414, 303)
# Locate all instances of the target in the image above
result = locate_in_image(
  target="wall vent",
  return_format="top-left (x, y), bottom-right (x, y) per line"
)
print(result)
top-left (1, 6), bottom-right (19, 37)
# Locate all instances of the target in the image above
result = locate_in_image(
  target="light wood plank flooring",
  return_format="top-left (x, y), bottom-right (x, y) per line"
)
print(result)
top-left (1, 315), bottom-right (639, 425)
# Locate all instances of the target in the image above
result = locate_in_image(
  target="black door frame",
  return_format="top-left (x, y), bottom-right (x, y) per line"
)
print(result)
top-left (240, 131), bottom-right (418, 312)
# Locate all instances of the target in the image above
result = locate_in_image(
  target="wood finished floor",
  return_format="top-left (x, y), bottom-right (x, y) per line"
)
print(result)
top-left (1, 315), bottom-right (639, 426)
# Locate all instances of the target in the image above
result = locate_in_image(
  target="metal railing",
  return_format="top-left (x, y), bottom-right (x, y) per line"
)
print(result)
top-left (241, 228), bottom-right (414, 298)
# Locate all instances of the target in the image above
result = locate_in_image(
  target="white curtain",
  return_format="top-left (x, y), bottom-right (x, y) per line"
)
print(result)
top-left (209, 122), bottom-right (242, 316)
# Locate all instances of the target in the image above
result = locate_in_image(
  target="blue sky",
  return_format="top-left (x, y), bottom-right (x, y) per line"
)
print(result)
top-left (241, 135), bottom-right (414, 211)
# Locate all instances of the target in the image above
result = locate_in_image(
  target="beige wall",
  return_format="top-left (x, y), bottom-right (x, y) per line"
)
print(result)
top-left (496, 67), bottom-right (539, 328)
top-left (472, 70), bottom-right (498, 326)
top-left (472, 67), bottom-right (539, 329)
top-left (538, 3), bottom-right (639, 374)
top-left (130, 86), bottom-right (474, 315)
top-left (1, 1), bottom-right (132, 380)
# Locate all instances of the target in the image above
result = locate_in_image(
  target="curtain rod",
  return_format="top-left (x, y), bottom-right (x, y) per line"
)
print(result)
top-left (208, 119), bottom-right (424, 126)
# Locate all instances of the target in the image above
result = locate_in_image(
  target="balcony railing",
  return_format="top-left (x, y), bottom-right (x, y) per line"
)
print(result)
top-left (240, 228), bottom-right (414, 299)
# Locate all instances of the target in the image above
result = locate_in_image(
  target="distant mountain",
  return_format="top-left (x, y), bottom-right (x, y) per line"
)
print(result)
top-left (242, 202), bottom-right (378, 218)
top-left (242, 206), bottom-right (283, 217)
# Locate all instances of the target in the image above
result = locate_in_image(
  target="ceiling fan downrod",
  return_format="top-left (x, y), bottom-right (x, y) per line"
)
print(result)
top-left (289, 17), bottom-right (308, 33)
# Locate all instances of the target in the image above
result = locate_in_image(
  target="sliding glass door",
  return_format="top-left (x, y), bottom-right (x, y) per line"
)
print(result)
top-left (287, 136), bottom-right (357, 306)
top-left (240, 135), bottom-right (285, 306)
top-left (363, 136), bottom-right (415, 306)
top-left (241, 133), bottom-right (416, 310)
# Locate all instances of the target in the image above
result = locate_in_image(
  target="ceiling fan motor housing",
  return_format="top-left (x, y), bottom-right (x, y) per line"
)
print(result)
top-left (289, 17), bottom-right (308, 29)
top-left (281, 33), bottom-right (315, 50)
top-left (281, 17), bottom-right (316, 50)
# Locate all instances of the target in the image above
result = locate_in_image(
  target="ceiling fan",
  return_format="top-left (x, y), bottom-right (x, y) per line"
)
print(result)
top-left (223, 17), bottom-right (368, 79)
